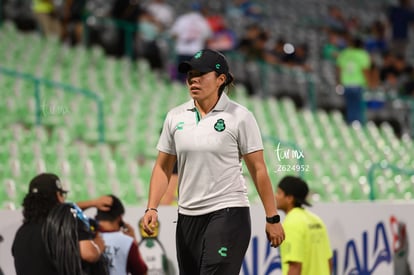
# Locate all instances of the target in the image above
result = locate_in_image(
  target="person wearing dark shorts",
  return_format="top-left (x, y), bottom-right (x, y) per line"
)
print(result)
top-left (141, 49), bottom-right (285, 274)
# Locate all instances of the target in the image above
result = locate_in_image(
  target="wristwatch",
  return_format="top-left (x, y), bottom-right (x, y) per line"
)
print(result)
top-left (266, 214), bottom-right (280, 224)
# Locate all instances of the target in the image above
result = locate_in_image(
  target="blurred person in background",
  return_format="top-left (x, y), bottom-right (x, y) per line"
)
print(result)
top-left (237, 23), bottom-right (270, 96)
top-left (282, 43), bottom-right (312, 72)
top-left (402, 67), bottom-right (414, 98)
top-left (203, 6), bottom-right (237, 54)
top-left (387, 0), bottom-right (414, 58)
top-left (110, 0), bottom-right (144, 58)
top-left (142, 0), bottom-right (175, 76)
top-left (96, 194), bottom-right (148, 275)
top-left (321, 29), bottom-right (344, 63)
top-left (32, 0), bottom-right (61, 37)
top-left (324, 5), bottom-right (347, 33)
top-left (169, 3), bottom-right (212, 82)
top-left (59, 0), bottom-right (87, 45)
top-left (276, 176), bottom-right (333, 275)
top-left (336, 35), bottom-right (372, 124)
top-left (137, 9), bottom-right (164, 72)
top-left (364, 20), bottom-right (388, 55)
top-left (226, 0), bottom-right (264, 24)
top-left (145, 0), bottom-right (175, 31)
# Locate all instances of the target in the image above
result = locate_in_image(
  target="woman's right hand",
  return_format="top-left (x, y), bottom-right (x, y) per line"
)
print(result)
top-left (142, 209), bottom-right (158, 236)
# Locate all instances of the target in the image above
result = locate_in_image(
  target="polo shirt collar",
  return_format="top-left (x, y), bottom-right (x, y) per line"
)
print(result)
top-left (214, 93), bottom-right (230, 111)
top-left (187, 93), bottom-right (230, 112)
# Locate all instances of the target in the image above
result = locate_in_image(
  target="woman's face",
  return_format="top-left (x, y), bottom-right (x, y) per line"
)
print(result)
top-left (186, 70), bottom-right (225, 101)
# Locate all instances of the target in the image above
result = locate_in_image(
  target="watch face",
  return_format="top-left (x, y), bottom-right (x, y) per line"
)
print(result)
top-left (267, 215), bottom-right (280, 224)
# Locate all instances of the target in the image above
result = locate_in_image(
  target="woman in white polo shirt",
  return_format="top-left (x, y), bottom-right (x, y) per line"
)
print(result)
top-left (142, 49), bottom-right (285, 274)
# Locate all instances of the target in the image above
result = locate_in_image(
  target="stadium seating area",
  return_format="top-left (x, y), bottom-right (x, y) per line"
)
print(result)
top-left (1, 21), bottom-right (414, 210)
top-left (3, 0), bottom-right (414, 208)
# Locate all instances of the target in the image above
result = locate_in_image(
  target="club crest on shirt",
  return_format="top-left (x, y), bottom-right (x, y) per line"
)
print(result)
top-left (214, 119), bottom-right (226, 132)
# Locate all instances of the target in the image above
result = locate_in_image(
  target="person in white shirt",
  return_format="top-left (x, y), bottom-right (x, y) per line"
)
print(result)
top-left (169, 6), bottom-right (212, 82)
top-left (141, 49), bottom-right (285, 274)
top-left (145, 0), bottom-right (175, 30)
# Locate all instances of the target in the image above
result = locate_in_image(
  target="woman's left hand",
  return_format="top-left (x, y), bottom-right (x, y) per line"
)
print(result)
top-left (266, 223), bottom-right (285, 248)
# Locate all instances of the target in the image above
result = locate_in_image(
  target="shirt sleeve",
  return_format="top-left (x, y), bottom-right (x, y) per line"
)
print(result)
top-left (237, 111), bottom-right (264, 155)
top-left (156, 111), bottom-right (176, 155)
top-left (127, 240), bottom-right (148, 275)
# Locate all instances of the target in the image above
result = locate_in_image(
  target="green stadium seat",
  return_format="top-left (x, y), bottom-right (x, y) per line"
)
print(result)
top-left (1, 28), bottom-right (414, 208)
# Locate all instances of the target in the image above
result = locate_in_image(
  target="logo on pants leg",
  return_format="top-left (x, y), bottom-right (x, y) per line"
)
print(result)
top-left (218, 247), bottom-right (228, 257)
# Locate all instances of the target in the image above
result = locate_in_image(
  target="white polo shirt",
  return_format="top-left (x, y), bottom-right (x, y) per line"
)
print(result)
top-left (157, 93), bottom-right (264, 216)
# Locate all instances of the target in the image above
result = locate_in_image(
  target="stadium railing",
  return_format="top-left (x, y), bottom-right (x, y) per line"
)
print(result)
top-left (0, 66), bottom-right (106, 142)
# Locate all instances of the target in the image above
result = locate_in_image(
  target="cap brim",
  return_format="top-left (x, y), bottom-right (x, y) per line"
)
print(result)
top-left (178, 62), bottom-right (192, 73)
top-left (178, 61), bottom-right (213, 74)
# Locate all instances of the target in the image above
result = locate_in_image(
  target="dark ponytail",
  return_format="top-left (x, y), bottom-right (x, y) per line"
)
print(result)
top-left (218, 72), bottom-right (235, 96)
top-left (42, 203), bottom-right (83, 275)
